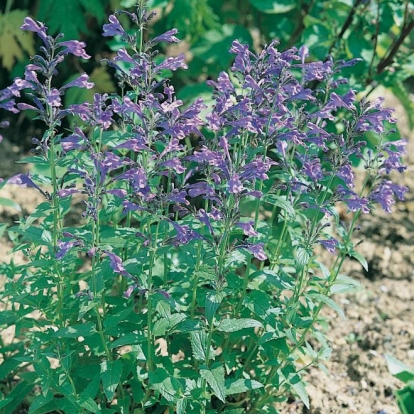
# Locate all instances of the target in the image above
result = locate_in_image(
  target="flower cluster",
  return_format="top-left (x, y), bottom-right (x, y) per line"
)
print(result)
top-left (0, 5), bottom-right (408, 413)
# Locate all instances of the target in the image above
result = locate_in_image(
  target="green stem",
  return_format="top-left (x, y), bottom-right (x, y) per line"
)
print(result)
top-left (143, 221), bottom-right (160, 405)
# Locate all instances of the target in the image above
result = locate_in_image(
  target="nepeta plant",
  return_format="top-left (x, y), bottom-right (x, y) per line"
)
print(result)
top-left (0, 2), bottom-right (408, 413)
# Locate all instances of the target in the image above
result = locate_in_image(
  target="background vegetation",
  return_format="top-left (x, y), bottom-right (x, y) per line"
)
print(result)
top-left (0, 0), bottom-right (413, 145)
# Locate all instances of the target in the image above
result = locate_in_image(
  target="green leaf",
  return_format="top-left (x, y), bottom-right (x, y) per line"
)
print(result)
top-left (0, 197), bottom-right (21, 212)
top-left (307, 292), bottom-right (345, 319)
top-left (395, 385), bottom-right (414, 414)
top-left (78, 397), bottom-right (101, 413)
top-left (0, 380), bottom-right (33, 413)
top-left (330, 274), bottom-right (362, 294)
top-left (251, 269), bottom-right (294, 290)
top-left (200, 363), bottom-right (226, 402)
top-left (349, 250), bottom-right (368, 272)
top-left (149, 368), bottom-right (183, 402)
top-left (0, 10), bottom-right (35, 70)
top-left (225, 379), bottom-right (264, 395)
top-left (53, 322), bottom-right (97, 338)
top-left (104, 307), bottom-right (133, 331)
top-left (190, 331), bottom-right (208, 361)
top-left (295, 245), bottom-right (312, 267)
top-left (110, 333), bottom-right (146, 349)
top-left (217, 318), bottom-right (262, 333)
top-left (205, 291), bottom-right (225, 324)
top-left (10, 225), bottom-right (52, 246)
top-left (385, 354), bottom-right (414, 384)
top-left (101, 359), bottom-right (122, 401)
top-left (262, 194), bottom-right (295, 219)
top-left (292, 379), bottom-right (309, 408)
top-left (249, 0), bottom-right (297, 13)
top-left (28, 391), bottom-right (54, 414)
top-left (176, 398), bottom-right (187, 414)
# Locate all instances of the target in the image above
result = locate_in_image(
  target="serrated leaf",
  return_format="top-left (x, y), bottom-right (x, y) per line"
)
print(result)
top-left (149, 368), bottom-right (182, 402)
top-left (225, 379), bottom-right (264, 395)
top-left (217, 318), bottom-right (262, 333)
top-left (0, 10), bottom-right (35, 70)
top-left (190, 331), bottom-right (207, 361)
top-left (101, 359), bottom-right (122, 402)
top-left (296, 245), bottom-right (311, 267)
top-left (205, 291), bottom-right (225, 324)
top-left (200, 363), bottom-right (226, 402)
top-left (385, 354), bottom-right (414, 384)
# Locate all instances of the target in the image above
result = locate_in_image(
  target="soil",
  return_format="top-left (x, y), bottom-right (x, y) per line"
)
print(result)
top-left (0, 89), bottom-right (413, 414)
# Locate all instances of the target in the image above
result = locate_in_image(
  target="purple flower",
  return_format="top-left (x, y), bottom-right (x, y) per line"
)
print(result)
top-left (299, 45), bottom-right (309, 64)
top-left (301, 61), bottom-right (333, 82)
top-left (124, 284), bottom-right (140, 299)
top-left (46, 89), bottom-right (62, 107)
top-left (337, 187), bottom-right (370, 213)
top-left (167, 189), bottom-right (189, 205)
top-left (319, 238), bottom-right (339, 255)
top-left (105, 251), bottom-right (138, 282)
top-left (61, 73), bottom-right (94, 90)
top-left (236, 221), bottom-right (258, 237)
top-left (337, 164), bottom-right (355, 187)
top-left (228, 175), bottom-right (244, 194)
top-left (369, 181), bottom-right (408, 213)
top-left (152, 29), bottom-right (180, 44)
top-left (156, 54), bottom-right (188, 72)
top-left (103, 15), bottom-right (125, 37)
top-left (245, 243), bottom-right (267, 261)
top-left (158, 158), bottom-right (186, 174)
top-left (380, 140), bottom-right (407, 174)
top-left (20, 17), bottom-right (47, 42)
top-left (59, 40), bottom-right (91, 59)
top-left (327, 91), bottom-right (356, 111)
top-left (8, 173), bottom-right (49, 199)
top-left (0, 88), bottom-right (18, 113)
top-left (198, 209), bottom-right (215, 237)
top-left (114, 48), bottom-right (135, 64)
top-left (169, 221), bottom-right (202, 246)
top-left (56, 239), bottom-right (83, 259)
top-left (357, 108), bottom-right (396, 134)
top-left (302, 159), bottom-right (324, 182)
top-left (240, 158), bottom-right (273, 181)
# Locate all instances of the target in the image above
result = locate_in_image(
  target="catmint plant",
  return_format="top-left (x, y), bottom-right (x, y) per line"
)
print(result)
top-left (0, 2), bottom-right (408, 413)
